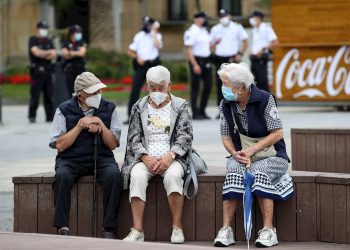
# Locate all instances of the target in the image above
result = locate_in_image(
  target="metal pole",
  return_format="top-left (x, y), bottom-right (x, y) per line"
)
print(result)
top-left (92, 133), bottom-right (98, 237)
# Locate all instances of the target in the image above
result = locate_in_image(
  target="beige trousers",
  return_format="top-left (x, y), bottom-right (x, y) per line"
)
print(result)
top-left (129, 161), bottom-right (185, 202)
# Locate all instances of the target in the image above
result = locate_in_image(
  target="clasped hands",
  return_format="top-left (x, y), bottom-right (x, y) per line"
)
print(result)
top-left (141, 153), bottom-right (174, 175)
top-left (232, 146), bottom-right (256, 167)
top-left (77, 116), bottom-right (104, 134)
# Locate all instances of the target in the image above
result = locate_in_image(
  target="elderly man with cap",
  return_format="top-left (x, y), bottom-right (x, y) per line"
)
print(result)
top-left (184, 11), bottom-right (212, 120)
top-left (124, 16), bottom-right (162, 124)
top-left (249, 10), bottom-right (279, 92)
top-left (28, 21), bottom-right (56, 123)
top-left (210, 9), bottom-right (248, 118)
top-left (61, 24), bottom-right (87, 97)
top-left (50, 72), bottom-right (123, 238)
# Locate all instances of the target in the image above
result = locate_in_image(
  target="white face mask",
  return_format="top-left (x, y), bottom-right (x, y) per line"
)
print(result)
top-left (85, 94), bottom-right (101, 109)
top-left (220, 17), bottom-right (230, 26)
top-left (150, 92), bottom-right (168, 106)
top-left (39, 29), bottom-right (48, 37)
top-left (249, 17), bottom-right (257, 27)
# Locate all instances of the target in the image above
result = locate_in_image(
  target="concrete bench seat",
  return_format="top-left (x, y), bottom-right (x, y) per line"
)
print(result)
top-left (13, 169), bottom-right (350, 244)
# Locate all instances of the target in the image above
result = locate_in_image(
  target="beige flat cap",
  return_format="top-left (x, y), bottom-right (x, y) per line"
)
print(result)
top-left (74, 72), bottom-right (107, 94)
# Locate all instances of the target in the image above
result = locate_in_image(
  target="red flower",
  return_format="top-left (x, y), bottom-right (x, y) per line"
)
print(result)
top-left (119, 76), bottom-right (133, 85)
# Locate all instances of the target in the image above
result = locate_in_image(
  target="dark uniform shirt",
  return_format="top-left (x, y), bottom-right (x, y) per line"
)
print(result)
top-left (61, 39), bottom-right (86, 67)
top-left (28, 36), bottom-right (54, 67)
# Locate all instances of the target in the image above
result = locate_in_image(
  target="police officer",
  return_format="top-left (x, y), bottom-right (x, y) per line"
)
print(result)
top-left (249, 10), bottom-right (279, 92)
top-left (125, 16), bottom-right (162, 123)
top-left (210, 9), bottom-right (248, 118)
top-left (28, 21), bottom-right (56, 123)
top-left (61, 24), bottom-right (87, 97)
top-left (184, 11), bottom-right (212, 120)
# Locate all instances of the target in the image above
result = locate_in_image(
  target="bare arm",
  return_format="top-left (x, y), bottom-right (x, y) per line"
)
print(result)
top-left (222, 137), bottom-right (249, 164)
top-left (240, 128), bottom-right (283, 159)
top-left (185, 46), bottom-right (201, 74)
top-left (127, 49), bottom-right (137, 59)
top-left (78, 116), bottom-right (118, 150)
top-left (241, 39), bottom-right (248, 54)
top-left (152, 32), bottom-right (162, 49)
top-left (62, 46), bottom-right (86, 60)
top-left (31, 46), bottom-right (53, 59)
top-left (252, 128), bottom-right (283, 153)
top-left (267, 39), bottom-right (279, 51)
top-left (99, 122), bottom-right (118, 150)
top-left (55, 125), bottom-right (83, 153)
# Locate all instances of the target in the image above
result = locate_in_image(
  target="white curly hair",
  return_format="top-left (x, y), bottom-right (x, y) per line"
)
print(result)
top-left (146, 65), bottom-right (171, 85)
top-left (217, 62), bottom-right (255, 88)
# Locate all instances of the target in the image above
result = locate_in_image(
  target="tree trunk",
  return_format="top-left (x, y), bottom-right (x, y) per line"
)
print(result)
top-left (89, 0), bottom-right (115, 51)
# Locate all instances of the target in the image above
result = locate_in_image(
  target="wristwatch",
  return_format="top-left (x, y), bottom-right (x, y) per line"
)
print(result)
top-left (169, 151), bottom-right (176, 159)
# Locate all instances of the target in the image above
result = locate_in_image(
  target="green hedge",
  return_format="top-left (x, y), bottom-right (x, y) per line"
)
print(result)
top-left (3, 47), bottom-right (190, 83)
top-left (87, 48), bottom-right (189, 83)
top-left (86, 48), bottom-right (133, 79)
top-left (5, 64), bottom-right (29, 76)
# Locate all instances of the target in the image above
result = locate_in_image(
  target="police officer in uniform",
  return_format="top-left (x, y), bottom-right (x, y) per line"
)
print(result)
top-left (210, 9), bottom-right (248, 117)
top-left (249, 10), bottom-right (279, 92)
top-left (184, 11), bottom-right (212, 119)
top-left (28, 21), bottom-right (56, 123)
top-left (61, 24), bottom-right (87, 97)
top-left (125, 16), bottom-right (162, 123)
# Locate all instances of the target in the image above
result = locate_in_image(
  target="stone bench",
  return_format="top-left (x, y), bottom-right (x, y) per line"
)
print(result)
top-left (12, 169), bottom-right (350, 244)
top-left (291, 129), bottom-right (350, 173)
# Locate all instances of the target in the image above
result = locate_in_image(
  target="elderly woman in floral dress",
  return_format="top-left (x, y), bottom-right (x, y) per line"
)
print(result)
top-left (122, 65), bottom-right (193, 244)
top-left (213, 63), bottom-right (293, 248)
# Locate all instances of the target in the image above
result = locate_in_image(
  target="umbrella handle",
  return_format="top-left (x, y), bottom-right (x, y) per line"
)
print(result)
top-left (247, 239), bottom-right (250, 249)
top-left (246, 157), bottom-right (252, 169)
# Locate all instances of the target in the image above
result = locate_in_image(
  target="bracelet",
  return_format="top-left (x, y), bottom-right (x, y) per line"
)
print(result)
top-left (169, 151), bottom-right (176, 159)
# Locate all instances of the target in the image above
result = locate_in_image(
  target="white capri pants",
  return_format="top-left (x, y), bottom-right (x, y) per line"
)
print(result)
top-left (129, 160), bottom-right (185, 202)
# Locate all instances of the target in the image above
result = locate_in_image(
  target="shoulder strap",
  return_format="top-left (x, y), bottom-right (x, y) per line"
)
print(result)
top-left (228, 102), bottom-right (242, 135)
top-left (183, 157), bottom-right (198, 199)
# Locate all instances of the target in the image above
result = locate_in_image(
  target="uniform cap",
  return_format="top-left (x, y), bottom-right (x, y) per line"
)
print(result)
top-left (143, 16), bottom-right (155, 25)
top-left (74, 72), bottom-right (106, 94)
top-left (37, 21), bottom-right (49, 29)
top-left (219, 9), bottom-right (230, 18)
top-left (249, 10), bottom-right (264, 18)
top-left (194, 11), bottom-right (207, 19)
top-left (69, 24), bottom-right (82, 34)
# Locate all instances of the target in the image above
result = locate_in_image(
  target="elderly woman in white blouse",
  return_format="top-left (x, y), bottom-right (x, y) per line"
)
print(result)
top-left (121, 65), bottom-right (193, 244)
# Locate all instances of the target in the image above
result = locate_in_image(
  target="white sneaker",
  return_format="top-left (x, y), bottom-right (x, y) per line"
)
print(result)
top-left (255, 227), bottom-right (278, 247)
top-left (123, 228), bottom-right (144, 242)
top-left (171, 227), bottom-right (185, 244)
top-left (214, 226), bottom-right (235, 247)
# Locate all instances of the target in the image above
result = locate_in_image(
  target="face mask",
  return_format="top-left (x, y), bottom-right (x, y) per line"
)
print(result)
top-left (74, 32), bottom-right (82, 41)
top-left (39, 29), bottom-right (48, 37)
top-left (220, 17), bottom-right (230, 26)
top-left (85, 93), bottom-right (101, 109)
top-left (249, 17), bottom-right (257, 27)
top-left (150, 92), bottom-right (168, 106)
top-left (222, 86), bottom-right (237, 101)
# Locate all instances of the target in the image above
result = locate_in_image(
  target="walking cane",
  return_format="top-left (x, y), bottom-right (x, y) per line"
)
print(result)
top-left (92, 133), bottom-right (98, 237)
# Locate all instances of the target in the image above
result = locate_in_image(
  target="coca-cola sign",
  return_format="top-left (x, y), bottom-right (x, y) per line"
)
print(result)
top-left (274, 46), bottom-right (350, 101)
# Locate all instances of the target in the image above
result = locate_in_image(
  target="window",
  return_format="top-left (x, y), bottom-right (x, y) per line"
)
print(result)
top-left (218, 0), bottom-right (242, 16)
top-left (168, 0), bottom-right (188, 21)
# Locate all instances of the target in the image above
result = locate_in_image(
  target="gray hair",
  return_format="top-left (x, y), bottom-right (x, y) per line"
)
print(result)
top-left (146, 65), bottom-right (171, 85)
top-left (217, 62), bottom-right (255, 88)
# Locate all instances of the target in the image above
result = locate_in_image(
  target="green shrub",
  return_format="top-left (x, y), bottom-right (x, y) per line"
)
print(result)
top-left (86, 48), bottom-right (133, 79)
top-left (5, 64), bottom-right (29, 76)
top-left (162, 61), bottom-right (188, 83)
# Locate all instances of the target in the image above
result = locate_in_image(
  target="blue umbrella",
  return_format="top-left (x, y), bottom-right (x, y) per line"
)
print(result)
top-left (243, 167), bottom-right (255, 249)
